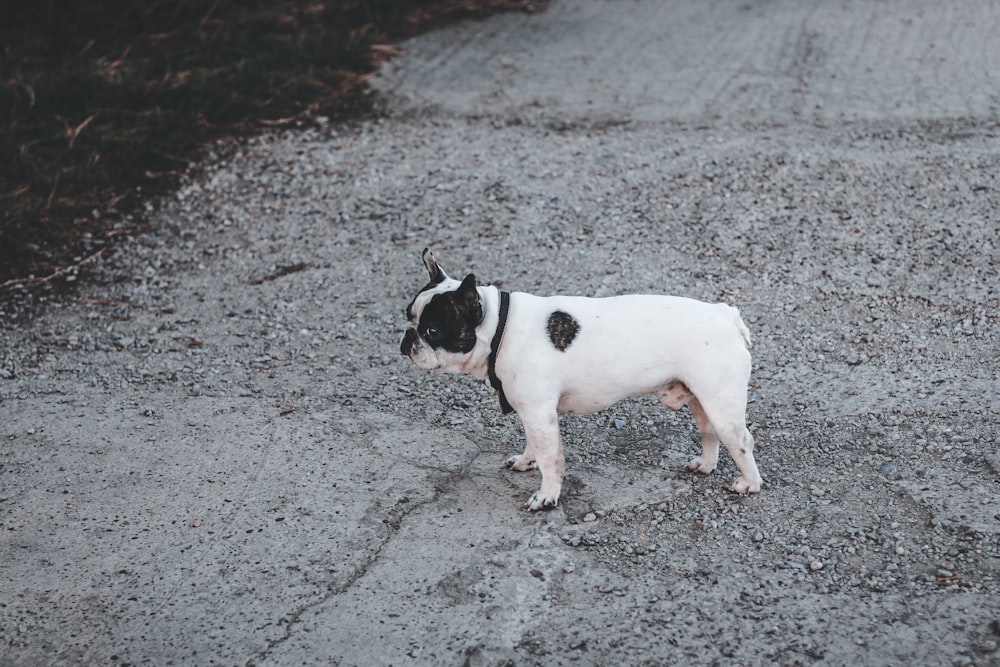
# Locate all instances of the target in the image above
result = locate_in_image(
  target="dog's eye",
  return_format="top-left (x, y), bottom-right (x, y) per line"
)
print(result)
top-left (425, 327), bottom-right (438, 338)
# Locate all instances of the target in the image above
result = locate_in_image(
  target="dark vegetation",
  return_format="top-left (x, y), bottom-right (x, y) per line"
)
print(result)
top-left (0, 0), bottom-right (539, 287)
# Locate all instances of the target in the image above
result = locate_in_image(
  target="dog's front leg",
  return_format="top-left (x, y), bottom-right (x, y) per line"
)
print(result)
top-left (518, 410), bottom-right (563, 511)
top-left (504, 446), bottom-right (537, 472)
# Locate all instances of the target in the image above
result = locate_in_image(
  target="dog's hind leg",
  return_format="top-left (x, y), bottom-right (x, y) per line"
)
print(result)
top-left (720, 424), bottom-right (762, 493)
top-left (685, 397), bottom-right (721, 475)
top-left (658, 383), bottom-right (719, 476)
top-left (685, 373), bottom-right (762, 493)
top-left (701, 406), bottom-right (762, 494)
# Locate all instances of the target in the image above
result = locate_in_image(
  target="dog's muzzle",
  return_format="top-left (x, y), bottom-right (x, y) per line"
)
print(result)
top-left (400, 328), bottom-right (419, 357)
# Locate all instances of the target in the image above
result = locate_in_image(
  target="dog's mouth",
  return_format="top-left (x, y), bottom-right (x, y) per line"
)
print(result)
top-left (400, 327), bottom-right (419, 357)
top-left (400, 329), bottom-right (441, 369)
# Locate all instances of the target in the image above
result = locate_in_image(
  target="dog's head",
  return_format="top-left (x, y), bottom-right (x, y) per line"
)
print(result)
top-left (400, 249), bottom-right (484, 372)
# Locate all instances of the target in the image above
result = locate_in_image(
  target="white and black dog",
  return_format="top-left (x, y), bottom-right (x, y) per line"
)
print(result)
top-left (400, 249), bottom-right (762, 510)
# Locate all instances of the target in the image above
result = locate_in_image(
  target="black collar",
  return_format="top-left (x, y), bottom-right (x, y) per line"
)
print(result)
top-left (487, 290), bottom-right (514, 414)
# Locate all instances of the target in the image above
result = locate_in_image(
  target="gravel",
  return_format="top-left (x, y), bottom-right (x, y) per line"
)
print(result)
top-left (2, 1), bottom-right (1000, 665)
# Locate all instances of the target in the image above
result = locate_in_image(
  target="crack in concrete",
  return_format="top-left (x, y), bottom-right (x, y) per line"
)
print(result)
top-left (243, 455), bottom-right (480, 666)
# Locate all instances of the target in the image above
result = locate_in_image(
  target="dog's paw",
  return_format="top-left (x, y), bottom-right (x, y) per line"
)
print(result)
top-left (686, 456), bottom-right (717, 474)
top-left (730, 475), bottom-right (762, 494)
top-left (525, 490), bottom-right (559, 511)
top-left (505, 454), bottom-right (537, 472)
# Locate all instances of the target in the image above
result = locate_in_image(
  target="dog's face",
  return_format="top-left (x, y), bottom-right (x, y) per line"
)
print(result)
top-left (400, 249), bottom-right (484, 372)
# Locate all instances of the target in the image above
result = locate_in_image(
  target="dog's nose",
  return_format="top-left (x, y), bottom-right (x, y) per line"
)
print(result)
top-left (400, 328), bottom-right (418, 356)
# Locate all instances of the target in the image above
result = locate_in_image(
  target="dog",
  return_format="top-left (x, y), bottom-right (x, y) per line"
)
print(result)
top-left (400, 249), bottom-right (762, 510)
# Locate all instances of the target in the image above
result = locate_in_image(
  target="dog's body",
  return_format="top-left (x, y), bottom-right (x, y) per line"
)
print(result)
top-left (401, 249), bottom-right (762, 510)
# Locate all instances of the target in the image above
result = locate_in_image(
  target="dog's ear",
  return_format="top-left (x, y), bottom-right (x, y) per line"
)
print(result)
top-left (422, 248), bottom-right (447, 284)
top-left (457, 273), bottom-right (483, 325)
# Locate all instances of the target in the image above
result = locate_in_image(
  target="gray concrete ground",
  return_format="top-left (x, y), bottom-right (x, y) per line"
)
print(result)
top-left (2, 1), bottom-right (999, 665)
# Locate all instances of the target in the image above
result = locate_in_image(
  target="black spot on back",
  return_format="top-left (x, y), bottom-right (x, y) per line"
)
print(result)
top-left (547, 311), bottom-right (580, 352)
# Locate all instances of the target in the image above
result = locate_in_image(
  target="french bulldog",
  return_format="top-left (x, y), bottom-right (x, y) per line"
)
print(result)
top-left (400, 249), bottom-right (762, 510)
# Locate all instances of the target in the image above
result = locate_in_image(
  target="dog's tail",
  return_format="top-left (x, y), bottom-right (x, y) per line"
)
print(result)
top-left (730, 305), bottom-right (752, 349)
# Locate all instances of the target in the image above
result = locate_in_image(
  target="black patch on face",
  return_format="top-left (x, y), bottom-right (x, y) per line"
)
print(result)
top-left (547, 311), bottom-right (580, 352)
top-left (405, 280), bottom-right (439, 321)
top-left (413, 274), bottom-right (483, 354)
